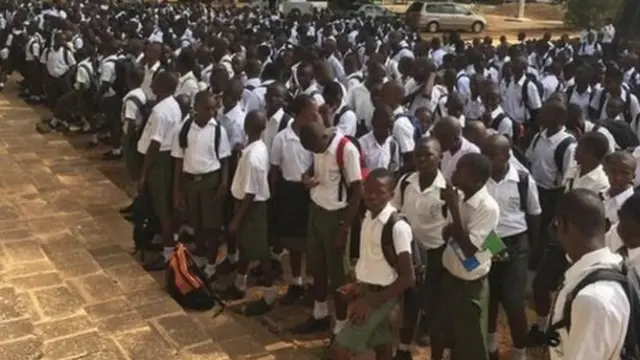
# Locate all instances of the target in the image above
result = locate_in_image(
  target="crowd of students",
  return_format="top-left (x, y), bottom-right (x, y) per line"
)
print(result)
top-left (3, 1), bottom-right (640, 359)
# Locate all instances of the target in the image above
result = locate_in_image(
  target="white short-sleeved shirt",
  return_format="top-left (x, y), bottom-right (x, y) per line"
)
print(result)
top-left (392, 107), bottom-right (416, 155)
top-left (25, 36), bottom-right (41, 62)
top-left (567, 86), bottom-right (593, 119)
top-left (137, 96), bottom-right (182, 154)
top-left (121, 88), bottom-right (147, 134)
top-left (347, 83), bottom-right (375, 130)
top-left (590, 88), bottom-right (640, 127)
top-left (442, 186), bottom-right (500, 280)
top-left (332, 103), bottom-right (358, 137)
top-left (74, 59), bottom-right (93, 91)
top-left (441, 137), bottom-right (480, 181)
top-left (230, 139), bottom-right (271, 201)
top-left (486, 166), bottom-right (542, 238)
top-left (45, 46), bottom-right (76, 78)
top-left (604, 187), bottom-right (634, 228)
top-left (99, 54), bottom-right (119, 98)
top-left (310, 131), bottom-right (363, 211)
top-left (502, 74), bottom-right (543, 123)
top-left (175, 71), bottom-right (199, 103)
top-left (563, 164), bottom-right (610, 196)
top-left (526, 128), bottom-right (576, 190)
top-left (262, 108), bottom-right (290, 152)
top-left (355, 203), bottom-right (413, 287)
top-left (171, 118), bottom-right (232, 174)
top-left (217, 104), bottom-right (247, 149)
top-left (489, 106), bottom-right (514, 139)
top-left (391, 171), bottom-right (449, 249)
top-left (270, 124), bottom-right (313, 182)
top-left (245, 79), bottom-right (275, 113)
top-left (358, 132), bottom-right (400, 173)
top-left (141, 61), bottom-right (162, 101)
top-left (542, 74), bottom-right (562, 102)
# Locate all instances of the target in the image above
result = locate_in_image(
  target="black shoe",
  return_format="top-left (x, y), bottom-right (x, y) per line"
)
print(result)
top-left (527, 324), bottom-right (547, 347)
top-left (416, 333), bottom-right (430, 347)
top-left (243, 298), bottom-right (272, 316)
top-left (103, 151), bottom-right (123, 161)
top-left (216, 258), bottom-right (237, 275)
top-left (290, 316), bottom-right (331, 335)
top-left (119, 203), bottom-right (134, 214)
top-left (142, 256), bottom-right (167, 271)
top-left (280, 284), bottom-right (304, 306)
top-left (219, 285), bottom-right (245, 301)
top-left (394, 349), bottom-right (413, 360)
top-left (489, 351), bottom-right (500, 360)
top-left (123, 214), bottom-right (134, 223)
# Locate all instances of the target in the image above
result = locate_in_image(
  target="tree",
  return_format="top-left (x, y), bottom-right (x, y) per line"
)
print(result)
top-left (564, 0), bottom-right (623, 28)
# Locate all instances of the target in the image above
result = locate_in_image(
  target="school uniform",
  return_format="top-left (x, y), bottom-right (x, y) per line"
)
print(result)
top-left (486, 166), bottom-right (541, 336)
top-left (262, 108), bottom-right (291, 152)
top-left (583, 120), bottom-right (617, 152)
top-left (347, 83), bottom-right (375, 130)
top-left (297, 83), bottom-right (325, 106)
top-left (332, 103), bottom-right (357, 136)
top-left (335, 203), bottom-right (413, 353)
top-left (217, 103), bottom-right (247, 150)
top-left (122, 88), bottom-right (147, 181)
top-left (346, 71), bottom-right (363, 91)
top-left (526, 127), bottom-right (576, 287)
top-left (455, 70), bottom-right (472, 103)
top-left (549, 248), bottom-right (629, 360)
top-left (245, 79), bottom-right (275, 112)
top-left (270, 124), bottom-right (313, 244)
top-left (541, 74), bottom-right (563, 102)
top-left (589, 87), bottom-right (640, 124)
top-left (441, 137), bottom-right (480, 181)
top-left (502, 74), bottom-right (543, 124)
top-left (174, 71), bottom-right (199, 103)
top-left (141, 61), bottom-right (162, 101)
top-left (566, 85), bottom-right (593, 119)
top-left (172, 117), bottom-right (232, 230)
top-left (137, 96), bottom-right (182, 219)
top-left (488, 106), bottom-right (514, 139)
top-left (308, 130), bottom-right (362, 291)
top-left (392, 171), bottom-right (448, 328)
top-left (464, 97), bottom-right (485, 122)
top-left (577, 41), bottom-right (602, 57)
top-left (433, 186), bottom-right (500, 360)
top-left (99, 54), bottom-right (123, 143)
top-left (392, 106), bottom-right (416, 160)
top-left (563, 164), bottom-right (610, 195)
top-left (43, 46), bottom-right (76, 105)
top-left (24, 33), bottom-right (43, 97)
top-left (230, 139), bottom-right (271, 262)
top-left (405, 80), bottom-right (446, 116)
top-left (358, 132), bottom-right (400, 173)
top-left (604, 187), bottom-right (634, 252)
top-left (241, 77), bottom-right (261, 107)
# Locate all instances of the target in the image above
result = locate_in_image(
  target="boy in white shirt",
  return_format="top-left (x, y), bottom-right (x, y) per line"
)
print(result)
top-left (323, 81), bottom-right (357, 137)
top-left (332, 169), bottom-right (415, 360)
top-left (121, 67), bottom-right (147, 188)
top-left (433, 116), bottom-right (480, 181)
top-left (603, 151), bottom-right (636, 251)
top-left (563, 131), bottom-right (611, 196)
top-left (221, 110), bottom-right (276, 317)
top-left (358, 105), bottom-right (400, 173)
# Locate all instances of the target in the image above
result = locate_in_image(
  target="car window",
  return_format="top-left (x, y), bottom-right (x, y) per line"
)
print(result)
top-left (439, 4), bottom-right (456, 14)
top-left (407, 2), bottom-right (424, 12)
top-left (453, 4), bottom-right (471, 14)
top-left (425, 4), bottom-right (444, 13)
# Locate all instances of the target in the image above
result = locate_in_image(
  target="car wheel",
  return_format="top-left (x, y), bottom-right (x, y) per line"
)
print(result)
top-left (427, 21), bottom-right (439, 33)
top-left (471, 21), bottom-right (484, 33)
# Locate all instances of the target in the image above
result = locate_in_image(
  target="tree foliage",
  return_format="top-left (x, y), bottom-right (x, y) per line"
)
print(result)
top-left (564, 0), bottom-right (623, 28)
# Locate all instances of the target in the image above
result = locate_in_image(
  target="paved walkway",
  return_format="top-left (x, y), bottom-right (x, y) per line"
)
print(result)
top-left (0, 87), bottom-right (320, 360)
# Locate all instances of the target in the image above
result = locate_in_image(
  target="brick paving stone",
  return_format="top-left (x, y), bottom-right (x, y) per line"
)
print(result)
top-left (181, 341), bottom-right (230, 359)
top-left (125, 286), bottom-right (172, 307)
top-left (45, 247), bottom-right (93, 267)
top-left (0, 336), bottom-right (43, 360)
top-left (115, 328), bottom-right (177, 360)
top-left (70, 272), bottom-right (123, 303)
top-left (3, 240), bottom-right (46, 262)
top-left (84, 297), bottom-right (135, 320)
top-left (0, 286), bottom-right (23, 321)
top-left (31, 285), bottom-right (83, 318)
top-left (135, 298), bottom-right (183, 320)
top-left (218, 335), bottom-right (271, 359)
top-left (55, 258), bottom-right (102, 278)
top-left (96, 311), bottom-right (147, 334)
top-left (7, 272), bottom-right (63, 291)
top-left (42, 330), bottom-right (123, 360)
top-left (154, 314), bottom-right (212, 348)
top-left (0, 318), bottom-right (35, 343)
top-left (0, 259), bottom-right (56, 278)
top-left (93, 252), bottom-right (137, 269)
top-left (34, 314), bottom-right (95, 341)
top-left (105, 263), bottom-right (157, 292)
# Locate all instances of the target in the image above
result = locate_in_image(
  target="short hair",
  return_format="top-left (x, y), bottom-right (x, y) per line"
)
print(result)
top-left (580, 131), bottom-right (610, 160)
top-left (621, 192), bottom-right (640, 223)
top-left (194, 90), bottom-right (213, 105)
top-left (459, 153), bottom-right (492, 183)
top-left (605, 150), bottom-right (637, 169)
top-left (322, 81), bottom-right (343, 100)
top-left (557, 189), bottom-right (606, 237)
top-left (367, 168), bottom-right (396, 188)
top-left (290, 94), bottom-right (314, 116)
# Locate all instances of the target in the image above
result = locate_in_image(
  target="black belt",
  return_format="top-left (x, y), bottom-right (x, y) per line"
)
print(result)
top-left (364, 284), bottom-right (385, 293)
top-left (184, 171), bottom-right (217, 182)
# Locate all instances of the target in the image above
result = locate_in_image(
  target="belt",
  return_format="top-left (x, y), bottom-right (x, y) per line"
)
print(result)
top-left (364, 284), bottom-right (385, 293)
top-left (185, 171), bottom-right (217, 182)
top-left (502, 231), bottom-right (527, 242)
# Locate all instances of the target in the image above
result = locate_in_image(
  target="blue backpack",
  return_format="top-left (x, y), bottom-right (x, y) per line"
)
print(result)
top-left (395, 113), bottom-right (423, 143)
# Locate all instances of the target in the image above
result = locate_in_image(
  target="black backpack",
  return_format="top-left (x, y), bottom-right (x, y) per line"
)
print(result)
top-left (547, 264), bottom-right (640, 360)
top-left (566, 85), bottom-right (596, 105)
top-left (126, 96), bottom-right (154, 141)
top-left (530, 133), bottom-right (576, 176)
top-left (490, 113), bottom-right (524, 141)
top-left (380, 211), bottom-right (427, 286)
top-left (129, 186), bottom-right (161, 261)
top-left (597, 90), bottom-right (635, 125)
top-left (522, 73), bottom-right (544, 114)
top-left (333, 106), bottom-right (353, 127)
top-left (106, 57), bottom-right (136, 98)
top-left (594, 122), bottom-right (640, 150)
top-left (178, 116), bottom-right (221, 158)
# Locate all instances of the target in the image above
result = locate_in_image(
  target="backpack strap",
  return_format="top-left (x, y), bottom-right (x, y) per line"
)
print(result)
top-left (516, 170), bottom-right (529, 213)
top-left (566, 85), bottom-right (575, 101)
top-left (333, 106), bottom-right (352, 127)
top-left (336, 136), bottom-right (350, 202)
top-left (126, 96), bottom-right (144, 116)
top-left (278, 112), bottom-right (292, 133)
top-left (554, 136), bottom-right (576, 178)
top-left (380, 211), bottom-right (405, 269)
top-left (490, 113), bottom-right (507, 131)
top-left (398, 172), bottom-right (412, 206)
top-left (213, 121), bottom-right (221, 159)
top-left (178, 116), bottom-right (195, 149)
top-left (389, 140), bottom-right (398, 171)
top-left (598, 89), bottom-right (609, 117)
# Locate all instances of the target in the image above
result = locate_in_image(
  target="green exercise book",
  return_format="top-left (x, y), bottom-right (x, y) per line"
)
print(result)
top-left (485, 231), bottom-right (509, 262)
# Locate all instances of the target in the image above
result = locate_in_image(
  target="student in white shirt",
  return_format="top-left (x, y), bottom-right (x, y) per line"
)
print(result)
top-left (323, 81), bottom-right (357, 136)
top-left (96, 37), bottom-right (125, 159)
top-left (550, 189), bottom-right (629, 360)
top-left (359, 105), bottom-right (400, 173)
top-left (43, 31), bottom-right (76, 107)
top-left (262, 82), bottom-right (292, 152)
top-left (245, 62), bottom-right (279, 112)
top-left (241, 58), bottom-right (262, 107)
top-left (433, 116), bottom-right (480, 181)
top-left (589, 66), bottom-right (640, 124)
top-left (220, 110), bottom-right (275, 317)
top-left (381, 80), bottom-right (416, 172)
top-left (332, 169), bottom-right (415, 359)
top-left (525, 100), bottom-right (580, 344)
top-left (445, 92), bottom-right (467, 128)
top-left (137, 71), bottom-right (182, 271)
top-left (578, 32), bottom-right (602, 57)
top-left (121, 67), bottom-right (147, 185)
top-left (292, 120), bottom-right (363, 338)
top-left (541, 62), bottom-right (564, 102)
top-left (23, 22), bottom-right (43, 102)
top-left (431, 153), bottom-right (500, 360)
top-left (483, 134), bottom-right (542, 360)
top-left (563, 131), bottom-right (611, 196)
top-left (294, 62), bottom-right (324, 105)
top-left (173, 50), bottom-right (200, 104)
top-left (171, 90), bottom-right (232, 283)
top-left (347, 61), bottom-right (387, 132)
top-left (566, 65), bottom-right (594, 119)
top-left (343, 52), bottom-right (363, 91)
top-left (601, 18), bottom-right (616, 61)
top-left (503, 56), bottom-right (543, 124)
top-left (603, 151), bottom-right (637, 251)
top-left (218, 79), bottom-right (247, 153)
top-left (482, 82), bottom-right (515, 140)
top-left (392, 137), bottom-right (448, 356)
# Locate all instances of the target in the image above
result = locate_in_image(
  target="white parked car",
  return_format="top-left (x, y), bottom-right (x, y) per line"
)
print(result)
top-left (352, 4), bottom-right (399, 20)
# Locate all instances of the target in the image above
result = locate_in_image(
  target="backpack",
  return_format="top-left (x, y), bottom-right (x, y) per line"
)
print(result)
top-left (106, 57), bottom-right (135, 98)
top-left (127, 96), bottom-right (154, 140)
top-left (279, 112), bottom-right (293, 132)
top-left (522, 73), bottom-right (544, 114)
top-left (166, 243), bottom-right (226, 313)
top-left (566, 85), bottom-right (596, 105)
top-left (333, 106), bottom-right (353, 127)
top-left (490, 113), bottom-right (524, 141)
top-left (178, 116), bottom-right (222, 158)
top-left (454, 73), bottom-right (470, 92)
top-left (336, 135), bottom-right (370, 202)
top-left (547, 264), bottom-right (640, 360)
top-left (130, 186), bottom-right (162, 261)
top-left (398, 173), bottom-right (448, 217)
top-left (530, 132), bottom-right (575, 176)
top-left (594, 122), bottom-right (640, 150)
top-left (381, 211), bottom-right (427, 287)
top-left (598, 90), bottom-right (635, 125)
top-left (395, 113), bottom-right (423, 143)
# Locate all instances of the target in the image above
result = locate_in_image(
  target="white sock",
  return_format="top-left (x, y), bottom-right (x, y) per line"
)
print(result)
top-left (228, 251), bottom-right (239, 264)
top-left (152, 234), bottom-right (163, 244)
top-left (292, 276), bottom-right (303, 286)
top-left (91, 134), bottom-right (99, 143)
top-left (397, 343), bottom-right (411, 352)
top-left (111, 147), bottom-right (122, 155)
top-left (50, 118), bottom-right (59, 126)
top-left (173, 233), bottom-right (179, 242)
top-left (203, 263), bottom-right (217, 278)
top-left (264, 286), bottom-right (277, 305)
top-left (235, 274), bottom-right (247, 291)
top-left (333, 319), bottom-right (347, 335)
top-left (487, 332), bottom-right (498, 353)
top-left (510, 347), bottom-right (526, 360)
top-left (537, 316), bottom-right (548, 332)
top-left (313, 301), bottom-right (329, 319)
top-left (163, 246), bottom-right (174, 261)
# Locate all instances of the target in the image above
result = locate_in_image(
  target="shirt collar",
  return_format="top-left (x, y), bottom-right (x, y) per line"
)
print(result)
top-left (608, 186), bottom-right (635, 206)
top-left (629, 247), bottom-right (640, 262)
top-left (223, 103), bottom-right (243, 118)
top-left (490, 106), bottom-right (504, 119)
top-left (179, 71), bottom-right (195, 82)
top-left (465, 186), bottom-right (490, 209)
top-left (578, 164), bottom-right (605, 181)
top-left (270, 108), bottom-right (285, 122)
top-left (406, 171), bottom-right (447, 192)
top-left (366, 203), bottom-right (397, 225)
top-left (565, 247), bottom-right (622, 281)
top-left (325, 130), bottom-right (345, 155)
